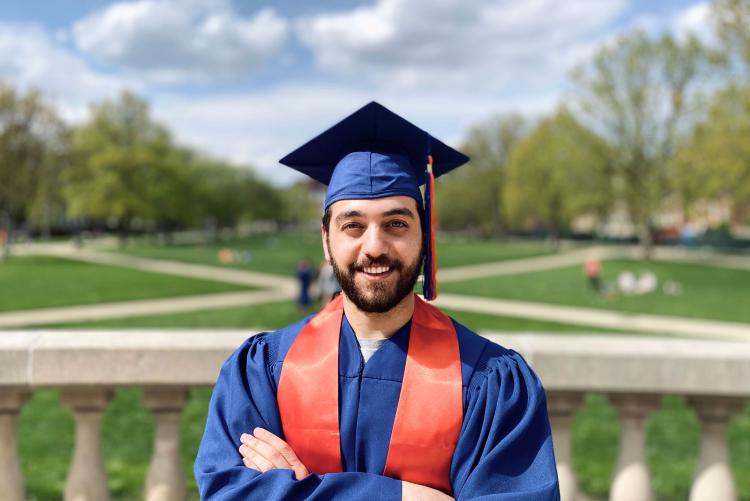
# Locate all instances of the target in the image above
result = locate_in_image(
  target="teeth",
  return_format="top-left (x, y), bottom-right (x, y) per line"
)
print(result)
top-left (363, 266), bottom-right (389, 274)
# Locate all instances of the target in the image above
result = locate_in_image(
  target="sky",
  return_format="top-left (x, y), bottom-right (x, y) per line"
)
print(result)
top-left (0, 0), bottom-right (713, 185)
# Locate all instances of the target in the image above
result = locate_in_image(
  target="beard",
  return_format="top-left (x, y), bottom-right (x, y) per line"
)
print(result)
top-left (327, 239), bottom-right (423, 314)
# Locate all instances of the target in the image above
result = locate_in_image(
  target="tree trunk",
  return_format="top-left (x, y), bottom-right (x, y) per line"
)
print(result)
top-left (1, 210), bottom-right (13, 261)
top-left (118, 219), bottom-right (130, 248)
top-left (639, 224), bottom-right (654, 260)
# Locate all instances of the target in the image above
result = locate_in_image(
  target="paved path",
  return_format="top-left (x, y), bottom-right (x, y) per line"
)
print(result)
top-left (0, 289), bottom-right (294, 328)
top-left (435, 293), bottom-right (750, 342)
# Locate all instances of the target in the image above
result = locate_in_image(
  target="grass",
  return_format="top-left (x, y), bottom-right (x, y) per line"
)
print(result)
top-left (17, 390), bottom-right (750, 500)
top-left (110, 233), bottom-right (326, 277)
top-left (19, 388), bottom-right (209, 501)
top-left (436, 237), bottom-right (554, 268)
top-left (0, 256), bottom-right (254, 313)
top-left (109, 233), bottom-right (554, 276)
top-left (573, 395), bottom-right (750, 501)
top-left (441, 258), bottom-right (750, 323)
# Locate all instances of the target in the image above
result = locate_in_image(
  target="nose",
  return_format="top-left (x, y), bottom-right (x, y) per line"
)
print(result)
top-left (361, 224), bottom-right (389, 259)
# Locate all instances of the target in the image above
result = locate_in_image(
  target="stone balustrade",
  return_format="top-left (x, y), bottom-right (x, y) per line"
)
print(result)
top-left (1, 330), bottom-right (748, 501)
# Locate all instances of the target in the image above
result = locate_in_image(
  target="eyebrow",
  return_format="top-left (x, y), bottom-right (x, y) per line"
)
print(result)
top-left (334, 207), bottom-right (416, 224)
top-left (382, 207), bottom-right (416, 219)
top-left (335, 210), bottom-right (363, 224)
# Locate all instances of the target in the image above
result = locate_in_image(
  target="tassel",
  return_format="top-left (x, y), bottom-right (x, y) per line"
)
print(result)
top-left (423, 154), bottom-right (438, 301)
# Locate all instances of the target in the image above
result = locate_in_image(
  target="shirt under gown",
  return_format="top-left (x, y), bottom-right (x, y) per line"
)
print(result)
top-left (194, 312), bottom-right (560, 500)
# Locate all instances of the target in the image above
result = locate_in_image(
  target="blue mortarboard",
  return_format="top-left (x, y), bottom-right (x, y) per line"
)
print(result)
top-left (279, 101), bottom-right (469, 300)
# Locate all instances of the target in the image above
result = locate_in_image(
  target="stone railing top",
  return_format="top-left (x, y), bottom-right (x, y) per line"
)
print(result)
top-left (486, 332), bottom-right (750, 397)
top-left (1, 330), bottom-right (749, 397)
top-left (0, 330), bottom-right (252, 388)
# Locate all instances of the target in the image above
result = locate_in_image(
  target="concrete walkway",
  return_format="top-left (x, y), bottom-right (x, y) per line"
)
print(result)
top-left (0, 289), bottom-right (294, 328)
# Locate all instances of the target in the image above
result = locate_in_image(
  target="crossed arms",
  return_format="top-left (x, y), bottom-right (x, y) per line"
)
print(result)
top-left (239, 427), bottom-right (453, 501)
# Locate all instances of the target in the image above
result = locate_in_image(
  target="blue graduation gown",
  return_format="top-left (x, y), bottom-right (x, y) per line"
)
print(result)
top-left (194, 314), bottom-right (560, 500)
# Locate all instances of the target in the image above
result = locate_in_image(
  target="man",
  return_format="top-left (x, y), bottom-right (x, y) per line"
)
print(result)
top-left (195, 102), bottom-right (560, 500)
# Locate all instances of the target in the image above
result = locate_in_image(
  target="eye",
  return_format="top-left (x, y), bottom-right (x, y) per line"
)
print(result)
top-left (387, 220), bottom-right (407, 228)
top-left (342, 222), bottom-right (363, 230)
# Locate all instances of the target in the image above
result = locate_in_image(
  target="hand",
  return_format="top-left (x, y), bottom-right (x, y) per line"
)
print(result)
top-left (402, 481), bottom-right (455, 501)
top-left (239, 427), bottom-right (309, 480)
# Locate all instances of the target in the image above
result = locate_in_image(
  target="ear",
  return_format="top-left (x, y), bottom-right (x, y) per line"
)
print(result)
top-left (321, 224), bottom-right (331, 264)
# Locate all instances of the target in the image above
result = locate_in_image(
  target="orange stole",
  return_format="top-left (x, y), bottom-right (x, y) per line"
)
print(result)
top-left (276, 294), bottom-right (463, 493)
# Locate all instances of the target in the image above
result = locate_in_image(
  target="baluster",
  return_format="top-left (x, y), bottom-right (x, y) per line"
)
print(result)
top-left (547, 391), bottom-right (583, 501)
top-left (63, 389), bottom-right (112, 501)
top-left (688, 396), bottom-right (743, 501)
top-left (609, 393), bottom-right (659, 501)
top-left (144, 389), bottom-right (189, 501)
top-left (0, 390), bottom-right (28, 501)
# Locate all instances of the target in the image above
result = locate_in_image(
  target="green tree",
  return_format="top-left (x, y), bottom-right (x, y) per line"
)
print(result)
top-left (674, 84), bottom-right (750, 224)
top-left (240, 172), bottom-right (286, 224)
top-left (279, 181), bottom-right (322, 227)
top-left (64, 92), bottom-right (183, 243)
top-left (0, 84), bottom-right (68, 258)
top-left (187, 156), bottom-right (286, 239)
top-left (437, 114), bottom-right (527, 237)
top-left (572, 31), bottom-right (710, 256)
top-left (712, 0), bottom-right (750, 75)
top-left (504, 109), bottom-right (613, 241)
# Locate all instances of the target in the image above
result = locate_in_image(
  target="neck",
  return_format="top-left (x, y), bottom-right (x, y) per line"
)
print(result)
top-left (342, 293), bottom-right (415, 340)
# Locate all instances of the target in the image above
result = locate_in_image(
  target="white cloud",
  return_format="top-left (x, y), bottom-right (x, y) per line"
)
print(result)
top-left (152, 84), bottom-right (558, 186)
top-left (73, 0), bottom-right (289, 82)
top-left (614, 2), bottom-right (714, 45)
top-left (672, 2), bottom-right (714, 44)
top-left (0, 23), bottom-right (135, 121)
top-left (296, 0), bottom-right (628, 93)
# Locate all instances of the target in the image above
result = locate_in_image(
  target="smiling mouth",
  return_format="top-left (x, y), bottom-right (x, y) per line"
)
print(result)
top-left (362, 266), bottom-right (390, 275)
top-left (357, 266), bottom-right (395, 280)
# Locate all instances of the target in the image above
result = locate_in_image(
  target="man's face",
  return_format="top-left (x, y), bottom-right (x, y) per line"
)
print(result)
top-left (323, 196), bottom-right (423, 313)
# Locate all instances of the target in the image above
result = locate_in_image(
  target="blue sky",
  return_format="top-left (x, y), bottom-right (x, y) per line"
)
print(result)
top-left (0, 0), bottom-right (710, 184)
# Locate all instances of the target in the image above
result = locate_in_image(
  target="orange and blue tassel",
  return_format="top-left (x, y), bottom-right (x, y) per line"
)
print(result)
top-left (423, 154), bottom-right (437, 301)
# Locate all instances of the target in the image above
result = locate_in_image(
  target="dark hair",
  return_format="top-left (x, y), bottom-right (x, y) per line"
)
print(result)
top-left (321, 202), bottom-right (425, 233)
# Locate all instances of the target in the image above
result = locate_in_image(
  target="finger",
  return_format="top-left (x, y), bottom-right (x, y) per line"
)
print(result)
top-left (243, 456), bottom-right (261, 471)
top-left (238, 444), bottom-right (252, 459)
top-left (239, 438), bottom-right (276, 472)
top-left (248, 450), bottom-right (275, 472)
top-left (240, 433), bottom-right (292, 471)
top-left (253, 427), bottom-right (309, 479)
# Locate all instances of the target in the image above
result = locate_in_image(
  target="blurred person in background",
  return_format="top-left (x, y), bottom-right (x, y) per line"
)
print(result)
top-left (296, 257), bottom-right (313, 311)
top-left (317, 259), bottom-right (341, 304)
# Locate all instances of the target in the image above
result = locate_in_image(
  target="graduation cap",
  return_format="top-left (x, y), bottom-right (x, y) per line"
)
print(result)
top-left (279, 101), bottom-right (469, 300)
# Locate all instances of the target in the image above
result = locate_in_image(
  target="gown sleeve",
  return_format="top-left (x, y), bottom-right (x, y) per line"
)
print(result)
top-left (450, 348), bottom-right (560, 500)
top-left (194, 334), bottom-right (402, 501)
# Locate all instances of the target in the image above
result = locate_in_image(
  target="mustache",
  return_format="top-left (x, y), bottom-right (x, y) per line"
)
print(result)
top-left (350, 256), bottom-right (403, 271)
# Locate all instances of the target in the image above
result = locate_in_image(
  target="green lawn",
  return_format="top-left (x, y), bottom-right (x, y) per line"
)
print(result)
top-left (109, 233), bottom-right (554, 276)
top-left (19, 388), bottom-right (209, 501)
top-left (17, 389), bottom-right (750, 501)
top-left (442, 259), bottom-right (750, 323)
top-left (573, 395), bottom-right (750, 501)
top-left (110, 233), bottom-right (326, 277)
top-left (0, 256), bottom-right (254, 313)
top-left (436, 237), bottom-right (554, 268)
